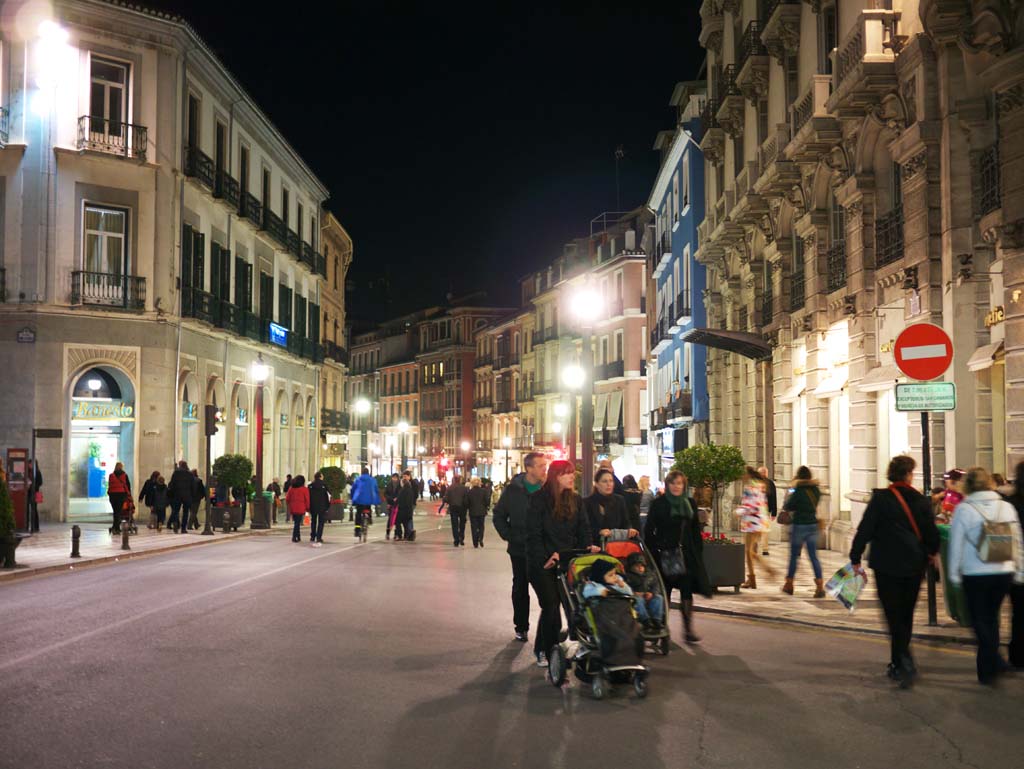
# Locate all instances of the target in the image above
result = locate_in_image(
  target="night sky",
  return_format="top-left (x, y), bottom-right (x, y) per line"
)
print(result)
top-left (140, 1), bottom-right (703, 320)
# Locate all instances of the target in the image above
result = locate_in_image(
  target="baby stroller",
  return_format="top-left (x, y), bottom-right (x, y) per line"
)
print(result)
top-left (604, 539), bottom-right (671, 657)
top-left (548, 551), bottom-right (650, 700)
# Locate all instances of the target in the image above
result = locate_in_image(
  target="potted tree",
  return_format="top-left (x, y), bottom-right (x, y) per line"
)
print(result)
top-left (319, 466), bottom-right (347, 522)
top-left (674, 443), bottom-right (746, 593)
top-left (211, 454), bottom-right (254, 531)
top-left (0, 468), bottom-right (26, 569)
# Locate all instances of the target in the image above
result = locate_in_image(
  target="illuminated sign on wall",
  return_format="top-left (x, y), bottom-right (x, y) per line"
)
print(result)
top-left (269, 322), bottom-right (288, 347)
top-left (182, 401), bottom-right (199, 422)
top-left (72, 400), bottom-right (135, 421)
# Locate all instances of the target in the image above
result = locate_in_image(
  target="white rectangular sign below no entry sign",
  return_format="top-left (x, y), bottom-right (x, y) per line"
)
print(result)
top-left (895, 382), bottom-right (956, 412)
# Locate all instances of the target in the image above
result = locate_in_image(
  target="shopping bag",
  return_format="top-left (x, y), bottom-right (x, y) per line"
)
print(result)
top-left (825, 562), bottom-right (866, 613)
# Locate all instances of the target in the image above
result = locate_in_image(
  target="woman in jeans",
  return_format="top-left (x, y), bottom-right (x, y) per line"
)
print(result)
top-left (285, 475), bottom-right (309, 543)
top-left (781, 466), bottom-right (825, 598)
top-left (948, 466), bottom-right (1024, 685)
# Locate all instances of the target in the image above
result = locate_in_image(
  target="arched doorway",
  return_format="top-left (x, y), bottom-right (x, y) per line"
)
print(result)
top-left (292, 393), bottom-right (304, 476)
top-left (275, 390), bottom-right (290, 479)
top-left (179, 370), bottom-right (201, 470)
top-left (306, 394), bottom-right (317, 475)
top-left (67, 365), bottom-right (136, 521)
top-left (232, 381), bottom-right (250, 460)
top-left (207, 377), bottom-right (227, 466)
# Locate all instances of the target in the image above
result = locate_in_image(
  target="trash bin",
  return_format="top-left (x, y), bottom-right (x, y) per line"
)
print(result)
top-left (250, 492), bottom-right (273, 530)
top-left (938, 523), bottom-right (971, 627)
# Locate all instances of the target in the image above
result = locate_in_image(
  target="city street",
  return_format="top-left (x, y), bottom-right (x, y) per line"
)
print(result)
top-left (1, 517), bottom-right (1020, 769)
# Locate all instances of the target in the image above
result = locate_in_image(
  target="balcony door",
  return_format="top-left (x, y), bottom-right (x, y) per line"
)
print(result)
top-left (88, 57), bottom-right (130, 155)
top-left (83, 205), bottom-right (128, 305)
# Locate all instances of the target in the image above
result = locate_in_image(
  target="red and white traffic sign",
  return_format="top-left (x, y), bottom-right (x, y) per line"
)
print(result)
top-left (894, 323), bottom-right (953, 381)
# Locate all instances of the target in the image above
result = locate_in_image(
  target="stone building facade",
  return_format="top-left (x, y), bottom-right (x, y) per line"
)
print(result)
top-left (319, 212), bottom-right (352, 468)
top-left (696, 0), bottom-right (1024, 549)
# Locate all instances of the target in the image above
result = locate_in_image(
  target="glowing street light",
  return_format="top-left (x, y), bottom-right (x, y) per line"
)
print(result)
top-left (502, 435), bottom-right (512, 482)
top-left (561, 364), bottom-right (585, 390)
top-left (553, 402), bottom-right (569, 418)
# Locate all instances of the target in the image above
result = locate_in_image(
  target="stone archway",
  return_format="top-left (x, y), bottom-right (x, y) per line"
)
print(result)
top-left (178, 369), bottom-right (201, 470)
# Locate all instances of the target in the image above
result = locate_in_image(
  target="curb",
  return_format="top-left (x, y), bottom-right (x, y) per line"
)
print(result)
top-left (0, 528), bottom-right (276, 585)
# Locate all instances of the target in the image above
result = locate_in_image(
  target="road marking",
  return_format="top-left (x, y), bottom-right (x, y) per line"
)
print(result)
top-left (0, 540), bottom-right (368, 672)
top-left (899, 344), bottom-right (947, 360)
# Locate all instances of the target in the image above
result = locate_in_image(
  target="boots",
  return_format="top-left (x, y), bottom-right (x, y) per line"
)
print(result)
top-left (740, 574), bottom-right (757, 589)
top-left (781, 577), bottom-right (794, 595)
top-left (681, 599), bottom-right (701, 644)
top-left (813, 578), bottom-right (826, 598)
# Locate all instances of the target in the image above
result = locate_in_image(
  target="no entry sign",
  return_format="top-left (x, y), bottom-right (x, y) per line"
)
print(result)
top-left (894, 323), bottom-right (953, 381)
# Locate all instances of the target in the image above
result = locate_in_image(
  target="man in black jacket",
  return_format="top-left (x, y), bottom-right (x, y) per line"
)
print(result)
top-left (445, 476), bottom-right (470, 547)
top-left (493, 452), bottom-right (547, 642)
top-left (308, 472), bottom-right (331, 546)
top-left (167, 461), bottom-right (195, 533)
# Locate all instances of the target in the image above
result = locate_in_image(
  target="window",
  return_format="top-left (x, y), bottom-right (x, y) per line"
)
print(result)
top-left (279, 283), bottom-right (293, 329)
top-left (830, 191), bottom-right (846, 247)
top-left (297, 202), bottom-right (304, 242)
top-left (187, 93), bottom-right (200, 149)
top-left (818, 2), bottom-right (837, 76)
top-left (84, 205), bottom-right (127, 276)
top-left (282, 187), bottom-right (290, 227)
top-left (262, 168), bottom-right (271, 207)
top-left (784, 53), bottom-right (799, 109)
top-left (210, 241), bottom-right (230, 299)
top-left (682, 153), bottom-right (690, 208)
top-left (614, 330), bottom-right (623, 362)
top-left (239, 145), bottom-right (250, 195)
top-left (215, 121), bottom-right (227, 173)
top-left (733, 134), bottom-right (743, 178)
top-left (90, 56), bottom-right (128, 137)
top-left (757, 98), bottom-right (769, 147)
top-left (259, 272), bottom-right (273, 319)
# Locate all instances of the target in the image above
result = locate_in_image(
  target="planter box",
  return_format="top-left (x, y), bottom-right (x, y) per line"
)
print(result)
top-left (250, 496), bottom-right (272, 530)
top-left (1, 533), bottom-right (28, 569)
top-left (703, 543), bottom-right (745, 594)
top-left (328, 501), bottom-right (346, 523)
top-left (210, 505), bottom-right (243, 532)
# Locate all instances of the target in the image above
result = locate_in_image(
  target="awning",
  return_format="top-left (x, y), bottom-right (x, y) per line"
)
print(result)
top-left (813, 367), bottom-right (849, 399)
top-left (967, 341), bottom-right (1004, 372)
top-left (857, 364), bottom-right (901, 392)
top-left (778, 383), bottom-right (805, 403)
top-left (592, 392), bottom-right (608, 431)
top-left (607, 391), bottom-right (623, 430)
top-left (679, 328), bottom-right (772, 360)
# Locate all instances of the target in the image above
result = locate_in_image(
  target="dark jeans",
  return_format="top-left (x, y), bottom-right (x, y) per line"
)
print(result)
top-left (291, 513), bottom-right (303, 541)
top-left (395, 516), bottom-right (410, 540)
top-left (510, 554), bottom-right (530, 633)
top-left (190, 501), bottom-right (201, 529)
top-left (355, 505), bottom-right (372, 534)
top-left (310, 511), bottom-right (324, 541)
top-left (449, 506), bottom-right (467, 544)
top-left (787, 523), bottom-right (823, 579)
top-left (168, 500), bottom-right (185, 530)
top-left (1010, 582), bottom-right (1024, 668)
top-left (528, 567), bottom-right (561, 657)
top-left (963, 573), bottom-right (1013, 683)
top-left (470, 515), bottom-right (486, 546)
top-left (109, 493), bottom-right (128, 531)
top-left (874, 570), bottom-right (923, 670)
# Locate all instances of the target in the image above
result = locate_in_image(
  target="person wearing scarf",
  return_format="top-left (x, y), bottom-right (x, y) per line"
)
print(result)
top-left (583, 468), bottom-right (638, 546)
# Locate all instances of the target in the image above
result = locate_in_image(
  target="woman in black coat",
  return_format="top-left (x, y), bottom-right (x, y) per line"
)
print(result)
top-left (644, 470), bottom-right (708, 644)
top-left (395, 477), bottom-right (417, 541)
top-left (583, 468), bottom-right (639, 546)
top-left (525, 460), bottom-right (596, 667)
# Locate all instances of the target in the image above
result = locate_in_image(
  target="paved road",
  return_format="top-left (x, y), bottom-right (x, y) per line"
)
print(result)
top-left (1, 519), bottom-right (1021, 769)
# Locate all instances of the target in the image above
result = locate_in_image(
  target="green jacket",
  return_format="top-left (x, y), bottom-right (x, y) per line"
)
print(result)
top-left (783, 481), bottom-right (821, 525)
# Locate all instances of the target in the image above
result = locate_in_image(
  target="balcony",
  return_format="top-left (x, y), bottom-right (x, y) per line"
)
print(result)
top-left (534, 432), bottom-right (563, 447)
top-left (421, 409), bottom-right (444, 422)
top-left (473, 397), bottom-right (493, 409)
top-left (875, 205), bottom-right (904, 267)
top-left (70, 271), bottom-right (145, 311)
top-left (262, 208), bottom-right (289, 247)
top-left (699, 99), bottom-right (725, 164)
top-left (323, 340), bottom-right (349, 365)
top-left (182, 286), bottom-right (215, 323)
top-left (243, 309), bottom-right (261, 342)
top-left (493, 400), bottom-right (516, 414)
top-left (827, 241), bottom-right (847, 293)
top-left (786, 75), bottom-right (840, 163)
top-left (979, 144), bottom-right (1001, 216)
top-left (651, 319), bottom-right (671, 353)
top-left (0, 106), bottom-right (8, 146)
top-left (517, 384), bottom-right (533, 403)
top-left (761, 288), bottom-right (774, 326)
top-left (716, 66), bottom-right (745, 138)
top-left (675, 291), bottom-right (692, 324)
top-left (668, 391), bottom-right (693, 422)
top-left (321, 408), bottom-right (349, 431)
top-left (287, 230), bottom-right (302, 259)
top-left (184, 145), bottom-right (216, 189)
top-left (698, 0), bottom-right (724, 54)
top-left (826, 10), bottom-right (901, 118)
top-left (595, 427), bottom-right (625, 447)
top-left (213, 169), bottom-right (240, 209)
top-left (544, 326), bottom-right (558, 342)
top-left (476, 354), bottom-right (493, 368)
top-left (300, 241), bottom-right (316, 271)
top-left (214, 299), bottom-right (245, 335)
top-left (239, 193), bottom-right (262, 229)
top-left (754, 123), bottom-right (800, 196)
top-left (736, 21), bottom-right (770, 103)
top-left (531, 330), bottom-right (544, 347)
top-left (77, 116), bottom-right (147, 162)
top-left (595, 359), bottom-right (625, 381)
top-left (650, 408), bottom-right (668, 431)
top-left (605, 297), bottom-right (624, 319)
top-left (788, 271), bottom-right (806, 312)
top-left (761, 0), bottom-right (802, 63)
top-left (732, 160), bottom-right (768, 227)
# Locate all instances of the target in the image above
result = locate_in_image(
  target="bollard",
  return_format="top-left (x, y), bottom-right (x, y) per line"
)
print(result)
top-left (120, 517), bottom-right (130, 551)
top-left (70, 525), bottom-right (82, 558)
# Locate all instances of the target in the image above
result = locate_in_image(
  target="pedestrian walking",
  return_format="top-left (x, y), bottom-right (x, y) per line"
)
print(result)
top-left (285, 474), bottom-right (309, 543)
top-left (190, 470), bottom-right (206, 530)
top-left (267, 477), bottom-right (283, 522)
top-left (850, 455), bottom-right (940, 689)
top-left (167, 461), bottom-right (194, 533)
top-left (780, 466), bottom-right (824, 597)
top-left (28, 462), bottom-right (42, 532)
top-left (948, 466), bottom-right (1024, 685)
top-left (758, 465), bottom-right (777, 556)
top-left (395, 474), bottom-right (417, 541)
top-left (583, 469), bottom-right (637, 547)
top-left (739, 467), bottom-right (776, 589)
top-left (140, 471), bottom-right (159, 528)
top-left (151, 475), bottom-right (168, 531)
top-left (621, 475), bottom-right (643, 532)
top-left (638, 475), bottom-right (654, 532)
top-left (644, 470), bottom-right (709, 645)
top-left (597, 458), bottom-right (624, 496)
top-left (493, 452), bottom-right (547, 643)
top-left (445, 475), bottom-right (469, 547)
top-left (1001, 461), bottom-right (1024, 669)
top-left (937, 468), bottom-right (964, 523)
top-left (106, 462), bottom-right (132, 534)
top-left (308, 471), bottom-right (331, 546)
top-left (384, 473), bottom-right (401, 540)
top-left (350, 467), bottom-right (381, 538)
top-left (467, 476), bottom-right (490, 548)
top-left (525, 459), bottom-right (595, 667)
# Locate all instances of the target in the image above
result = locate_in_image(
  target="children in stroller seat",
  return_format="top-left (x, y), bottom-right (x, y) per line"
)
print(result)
top-left (604, 539), bottom-right (671, 655)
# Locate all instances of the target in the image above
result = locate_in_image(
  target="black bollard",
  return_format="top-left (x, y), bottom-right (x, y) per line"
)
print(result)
top-left (121, 517), bottom-right (130, 551)
top-left (70, 525), bottom-right (82, 558)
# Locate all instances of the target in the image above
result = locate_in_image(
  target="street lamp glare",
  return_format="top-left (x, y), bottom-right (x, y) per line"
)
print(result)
top-left (460, 440), bottom-right (470, 452)
top-left (502, 436), bottom-right (511, 448)
top-left (552, 421), bottom-right (562, 433)
top-left (561, 364), bottom-right (585, 390)
top-left (554, 402), bottom-right (569, 418)
top-left (417, 445), bottom-right (425, 454)
top-left (251, 355), bottom-right (269, 383)
top-left (571, 288), bottom-right (602, 323)
top-left (354, 398), bottom-right (371, 415)
top-left (87, 378), bottom-right (102, 392)
top-left (397, 420), bottom-right (409, 432)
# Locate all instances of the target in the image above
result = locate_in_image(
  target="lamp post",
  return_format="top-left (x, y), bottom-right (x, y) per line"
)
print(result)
top-left (570, 286), bottom-right (601, 482)
top-left (354, 397), bottom-right (371, 470)
top-left (561, 365), bottom-right (584, 468)
top-left (251, 355), bottom-right (269, 492)
top-left (417, 445), bottom-right (425, 482)
top-left (371, 445), bottom-right (380, 476)
top-left (388, 436), bottom-right (396, 477)
top-left (460, 439), bottom-right (471, 478)
top-left (502, 435), bottom-right (511, 482)
top-left (397, 420), bottom-right (409, 473)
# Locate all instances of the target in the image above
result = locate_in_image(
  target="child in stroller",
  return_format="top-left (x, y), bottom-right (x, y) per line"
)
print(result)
top-left (624, 552), bottom-right (665, 632)
top-left (582, 558), bottom-right (634, 600)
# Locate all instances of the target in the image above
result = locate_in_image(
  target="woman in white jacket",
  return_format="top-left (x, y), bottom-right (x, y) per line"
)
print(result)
top-left (948, 466), bottom-right (1024, 685)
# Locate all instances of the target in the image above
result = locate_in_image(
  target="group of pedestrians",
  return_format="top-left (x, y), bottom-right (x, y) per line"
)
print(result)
top-left (116, 461), bottom-right (206, 535)
top-left (383, 471), bottom-right (419, 541)
top-left (281, 472), bottom-right (333, 546)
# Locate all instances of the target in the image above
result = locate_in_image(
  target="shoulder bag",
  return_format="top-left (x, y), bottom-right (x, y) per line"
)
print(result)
top-left (658, 502), bottom-right (689, 579)
top-left (965, 501), bottom-right (1018, 563)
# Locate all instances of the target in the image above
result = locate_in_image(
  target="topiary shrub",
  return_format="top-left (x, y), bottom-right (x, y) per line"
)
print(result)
top-left (673, 443), bottom-right (746, 536)
top-left (0, 470), bottom-right (15, 538)
top-left (319, 466), bottom-right (346, 500)
top-left (211, 454), bottom-right (254, 497)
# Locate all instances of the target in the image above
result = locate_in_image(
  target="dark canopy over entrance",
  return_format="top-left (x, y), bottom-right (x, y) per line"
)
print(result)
top-left (679, 328), bottom-right (772, 360)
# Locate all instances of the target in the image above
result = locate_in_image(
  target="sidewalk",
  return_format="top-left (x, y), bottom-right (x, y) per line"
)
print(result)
top-left (694, 543), bottom-right (1007, 646)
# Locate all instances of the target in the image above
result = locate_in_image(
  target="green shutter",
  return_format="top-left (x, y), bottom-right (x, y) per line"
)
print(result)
top-left (220, 248), bottom-right (232, 300)
top-left (210, 243), bottom-right (221, 298)
top-left (193, 231), bottom-right (205, 290)
top-left (181, 224), bottom-right (193, 288)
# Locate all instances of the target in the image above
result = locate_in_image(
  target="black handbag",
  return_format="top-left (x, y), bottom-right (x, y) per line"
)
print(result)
top-left (659, 547), bottom-right (686, 578)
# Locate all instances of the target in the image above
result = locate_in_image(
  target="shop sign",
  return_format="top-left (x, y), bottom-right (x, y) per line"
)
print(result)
top-left (269, 322), bottom-right (288, 347)
top-left (280, 414), bottom-right (289, 427)
top-left (984, 305), bottom-right (1005, 328)
top-left (309, 416), bottom-right (316, 428)
top-left (17, 327), bottom-right (36, 344)
top-left (235, 408), bottom-right (248, 426)
top-left (895, 382), bottom-right (956, 412)
top-left (72, 399), bottom-right (135, 421)
top-left (880, 339), bottom-right (895, 354)
top-left (182, 401), bottom-right (199, 422)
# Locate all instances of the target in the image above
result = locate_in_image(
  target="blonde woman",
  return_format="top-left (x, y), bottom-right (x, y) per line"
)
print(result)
top-left (949, 467), bottom-right (1024, 685)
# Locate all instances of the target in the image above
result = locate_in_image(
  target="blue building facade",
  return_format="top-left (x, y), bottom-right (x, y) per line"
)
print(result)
top-left (646, 82), bottom-right (707, 480)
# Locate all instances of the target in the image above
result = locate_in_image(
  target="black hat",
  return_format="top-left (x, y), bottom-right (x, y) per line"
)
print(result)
top-left (625, 552), bottom-right (645, 569)
top-left (588, 559), bottom-right (617, 583)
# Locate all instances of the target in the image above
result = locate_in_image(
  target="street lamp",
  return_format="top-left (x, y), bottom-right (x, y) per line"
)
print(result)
top-left (502, 435), bottom-right (511, 482)
top-left (251, 354), bottom-right (269, 492)
top-left (570, 285), bottom-right (601, 481)
top-left (417, 445), bottom-right (426, 484)
top-left (397, 420), bottom-right (409, 473)
top-left (460, 439), bottom-right (471, 478)
top-left (354, 397), bottom-right (371, 469)
top-left (387, 436), bottom-right (397, 476)
top-left (371, 445), bottom-right (380, 476)
top-left (560, 365), bottom-right (584, 467)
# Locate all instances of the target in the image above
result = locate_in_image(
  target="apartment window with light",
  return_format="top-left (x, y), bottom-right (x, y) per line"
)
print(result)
top-left (89, 56), bottom-right (128, 139)
top-left (83, 205), bottom-right (128, 277)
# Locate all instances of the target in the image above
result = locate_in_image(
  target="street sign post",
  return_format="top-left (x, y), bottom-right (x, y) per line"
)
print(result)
top-left (893, 323), bottom-right (955, 628)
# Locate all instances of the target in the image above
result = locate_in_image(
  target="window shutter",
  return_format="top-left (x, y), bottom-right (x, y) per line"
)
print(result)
top-left (245, 263), bottom-right (253, 311)
top-left (210, 243), bottom-right (221, 298)
top-left (181, 224), bottom-right (193, 288)
top-left (193, 231), bottom-right (205, 290)
top-left (220, 248), bottom-right (231, 300)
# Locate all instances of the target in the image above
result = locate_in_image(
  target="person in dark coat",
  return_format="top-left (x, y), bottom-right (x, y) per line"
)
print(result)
top-left (151, 476), bottom-right (168, 531)
top-left (583, 468), bottom-right (639, 546)
top-left (493, 452), bottom-right (548, 643)
top-left (190, 470), bottom-right (206, 530)
top-left (467, 477), bottom-right (491, 548)
top-left (395, 476), bottom-right (417, 541)
top-left (758, 465), bottom-right (777, 556)
top-left (140, 471), bottom-right (159, 528)
top-left (850, 454), bottom-right (940, 689)
top-left (621, 474), bottom-right (643, 532)
top-left (106, 462), bottom-right (132, 534)
top-left (597, 459), bottom-right (624, 496)
top-left (307, 471), bottom-right (331, 545)
top-left (167, 461), bottom-right (194, 533)
top-left (645, 470), bottom-right (708, 645)
top-left (445, 476), bottom-right (470, 547)
top-left (384, 473), bottom-right (401, 540)
top-left (1002, 461), bottom-right (1024, 669)
top-left (525, 460), bottom-right (596, 667)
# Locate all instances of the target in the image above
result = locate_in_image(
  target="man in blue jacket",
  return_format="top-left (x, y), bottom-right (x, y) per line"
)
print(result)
top-left (350, 467), bottom-right (381, 538)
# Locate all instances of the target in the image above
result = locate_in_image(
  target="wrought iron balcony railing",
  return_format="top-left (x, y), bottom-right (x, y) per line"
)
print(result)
top-left (0, 106), bottom-right (9, 146)
top-left (979, 144), bottom-right (1001, 216)
top-left (239, 192), bottom-right (262, 228)
top-left (184, 145), bottom-right (215, 188)
top-left (827, 241), bottom-right (847, 293)
top-left (71, 271), bottom-right (145, 310)
top-left (214, 169), bottom-right (240, 209)
top-left (788, 271), bottom-right (806, 312)
top-left (182, 286), bottom-right (215, 323)
top-left (738, 20), bottom-right (768, 70)
top-left (875, 205), bottom-right (904, 267)
top-left (78, 116), bottom-right (147, 161)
